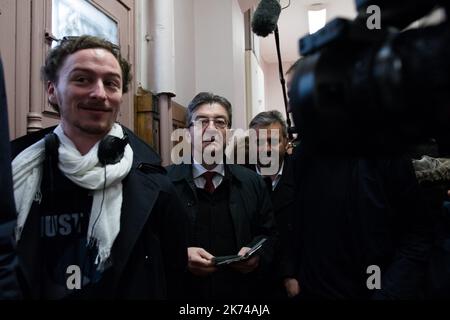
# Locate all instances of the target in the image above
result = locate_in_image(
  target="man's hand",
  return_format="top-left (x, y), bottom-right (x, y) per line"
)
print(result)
top-left (284, 278), bottom-right (300, 298)
top-left (187, 247), bottom-right (217, 276)
top-left (229, 247), bottom-right (260, 274)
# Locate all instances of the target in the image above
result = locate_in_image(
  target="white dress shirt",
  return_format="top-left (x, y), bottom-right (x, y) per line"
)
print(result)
top-left (256, 161), bottom-right (285, 191)
top-left (192, 163), bottom-right (225, 190)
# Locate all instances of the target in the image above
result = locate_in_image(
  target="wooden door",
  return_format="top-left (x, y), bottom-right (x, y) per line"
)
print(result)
top-left (41, 0), bottom-right (135, 131)
top-left (0, 0), bottom-right (135, 139)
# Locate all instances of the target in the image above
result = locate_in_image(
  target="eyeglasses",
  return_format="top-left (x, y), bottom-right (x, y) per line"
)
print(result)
top-left (190, 117), bottom-right (229, 129)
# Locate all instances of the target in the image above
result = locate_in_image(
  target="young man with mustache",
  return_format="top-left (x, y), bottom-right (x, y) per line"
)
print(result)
top-left (10, 36), bottom-right (188, 299)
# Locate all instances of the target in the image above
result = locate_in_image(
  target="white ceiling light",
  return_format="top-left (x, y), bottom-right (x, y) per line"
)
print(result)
top-left (308, 3), bottom-right (327, 34)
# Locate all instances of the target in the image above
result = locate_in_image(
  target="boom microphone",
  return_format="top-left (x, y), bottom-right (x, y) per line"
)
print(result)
top-left (251, 0), bottom-right (281, 37)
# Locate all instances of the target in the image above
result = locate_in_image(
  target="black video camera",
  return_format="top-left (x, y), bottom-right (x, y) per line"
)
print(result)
top-left (289, 0), bottom-right (450, 155)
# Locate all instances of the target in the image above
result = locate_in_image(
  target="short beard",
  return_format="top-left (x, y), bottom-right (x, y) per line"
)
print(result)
top-left (75, 122), bottom-right (112, 136)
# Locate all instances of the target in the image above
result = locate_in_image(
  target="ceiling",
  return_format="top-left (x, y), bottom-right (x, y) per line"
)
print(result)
top-left (254, 0), bottom-right (358, 64)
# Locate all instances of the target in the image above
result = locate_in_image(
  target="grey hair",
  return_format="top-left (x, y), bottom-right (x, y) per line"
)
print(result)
top-left (186, 92), bottom-right (232, 128)
top-left (249, 110), bottom-right (288, 138)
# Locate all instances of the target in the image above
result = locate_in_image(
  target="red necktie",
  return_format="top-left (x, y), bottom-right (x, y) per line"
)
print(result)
top-left (202, 171), bottom-right (216, 194)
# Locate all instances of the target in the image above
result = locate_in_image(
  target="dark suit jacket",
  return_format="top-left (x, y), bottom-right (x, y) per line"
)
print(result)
top-left (266, 157), bottom-right (296, 239)
top-left (166, 163), bottom-right (277, 297)
top-left (286, 146), bottom-right (432, 299)
top-left (251, 158), bottom-right (297, 297)
top-left (11, 126), bottom-right (189, 299)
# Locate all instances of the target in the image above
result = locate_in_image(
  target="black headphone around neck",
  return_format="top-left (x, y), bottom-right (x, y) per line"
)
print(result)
top-left (97, 133), bottom-right (129, 166)
top-left (43, 128), bottom-right (130, 248)
top-left (44, 129), bottom-right (129, 167)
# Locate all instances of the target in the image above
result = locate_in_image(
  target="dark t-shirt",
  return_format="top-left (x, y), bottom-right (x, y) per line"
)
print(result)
top-left (35, 166), bottom-right (104, 299)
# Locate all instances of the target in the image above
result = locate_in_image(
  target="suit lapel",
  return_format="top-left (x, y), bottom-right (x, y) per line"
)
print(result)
top-left (272, 159), bottom-right (296, 213)
top-left (272, 176), bottom-right (295, 212)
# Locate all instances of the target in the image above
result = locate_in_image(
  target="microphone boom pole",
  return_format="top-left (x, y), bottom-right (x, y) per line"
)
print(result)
top-left (274, 26), bottom-right (293, 140)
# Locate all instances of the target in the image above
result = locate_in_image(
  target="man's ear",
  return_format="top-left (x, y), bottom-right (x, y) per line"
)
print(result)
top-left (47, 81), bottom-right (58, 105)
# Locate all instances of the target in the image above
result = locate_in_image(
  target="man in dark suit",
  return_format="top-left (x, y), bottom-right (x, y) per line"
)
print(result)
top-left (166, 92), bottom-right (277, 300)
top-left (249, 110), bottom-right (296, 299)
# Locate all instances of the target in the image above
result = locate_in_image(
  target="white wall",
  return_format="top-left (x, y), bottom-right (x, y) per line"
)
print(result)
top-left (231, 0), bottom-right (247, 130)
top-left (135, 0), bottom-right (149, 89)
top-left (327, 0), bottom-right (357, 21)
top-left (134, 0), bottom-right (154, 92)
top-left (136, 0), bottom-right (177, 94)
top-left (137, 0), bottom-right (248, 129)
top-left (149, 0), bottom-right (176, 93)
top-left (137, 0), bottom-right (194, 103)
top-left (194, 0), bottom-right (233, 95)
top-left (261, 58), bottom-right (291, 117)
top-left (174, 0), bottom-right (195, 107)
top-left (193, 0), bottom-right (246, 129)
top-left (258, 0), bottom-right (357, 121)
top-left (245, 51), bottom-right (265, 122)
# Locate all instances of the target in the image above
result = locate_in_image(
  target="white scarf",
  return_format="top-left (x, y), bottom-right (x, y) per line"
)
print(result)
top-left (413, 155), bottom-right (450, 183)
top-left (12, 123), bottom-right (133, 271)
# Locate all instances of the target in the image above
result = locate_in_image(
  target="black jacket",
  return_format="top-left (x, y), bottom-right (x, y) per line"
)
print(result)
top-left (1, 57), bottom-right (21, 299)
top-left (11, 126), bottom-right (189, 299)
top-left (166, 163), bottom-right (277, 295)
top-left (287, 148), bottom-right (432, 299)
top-left (253, 158), bottom-right (297, 297)
top-left (0, 220), bottom-right (21, 300)
top-left (258, 157), bottom-right (296, 233)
